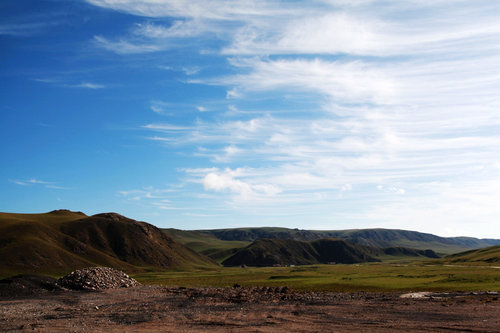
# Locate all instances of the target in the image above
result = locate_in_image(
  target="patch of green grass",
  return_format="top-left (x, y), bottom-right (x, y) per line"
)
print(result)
top-left (133, 263), bottom-right (500, 292)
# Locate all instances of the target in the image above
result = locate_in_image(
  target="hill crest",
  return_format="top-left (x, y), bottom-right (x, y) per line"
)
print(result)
top-left (0, 210), bottom-right (216, 277)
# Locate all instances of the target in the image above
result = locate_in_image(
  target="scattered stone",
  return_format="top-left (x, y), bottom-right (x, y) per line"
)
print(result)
top-left (0, 275), bottom-right (63, 298)
top-left (57, 267), bottom-right (140, 291)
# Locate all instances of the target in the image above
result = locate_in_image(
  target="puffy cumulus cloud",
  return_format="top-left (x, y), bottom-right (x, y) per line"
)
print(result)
top-left (203, 168), bottom-right (281, 200)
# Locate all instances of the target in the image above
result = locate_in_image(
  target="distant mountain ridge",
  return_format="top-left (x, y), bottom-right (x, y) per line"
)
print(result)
top-left (0, 210), bottom-right (216, 276)
top-left (197, 227), bottom-right (500, 255)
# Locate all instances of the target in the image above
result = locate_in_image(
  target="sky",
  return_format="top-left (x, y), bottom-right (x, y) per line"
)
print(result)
top-left (1, 0), bottom-right (500, 238)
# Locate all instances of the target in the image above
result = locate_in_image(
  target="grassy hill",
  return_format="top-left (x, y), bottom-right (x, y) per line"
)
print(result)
top-left (221, 238), bottom-right (381, 267)
top-left (197, 227), bottom-right (500, 255)
top-left (0, 210), bottom-right (217, 277)
top-left (440, 245), bottom-right (500, 265)
top-left (162, 228), bottom-right (250, 263)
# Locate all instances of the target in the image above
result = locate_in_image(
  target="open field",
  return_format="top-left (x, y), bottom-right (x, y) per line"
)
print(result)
top-left (1, 285), bottom-right (499, 332)
top-left (2, 262), bottom-right (500, 331)
top-left (133, 263), bottom-right (500, 292)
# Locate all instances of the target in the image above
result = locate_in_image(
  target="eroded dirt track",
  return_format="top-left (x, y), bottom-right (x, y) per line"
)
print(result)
top-left (1, 286), bottom-right (499, 332)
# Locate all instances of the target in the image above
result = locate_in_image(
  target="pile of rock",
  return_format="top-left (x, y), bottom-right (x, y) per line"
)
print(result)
top-left (58, 267), bottom-right (140, 291)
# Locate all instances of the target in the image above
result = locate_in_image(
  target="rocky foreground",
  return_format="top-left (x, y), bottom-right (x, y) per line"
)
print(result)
top-left (0, 269), bottom-right (499, 332)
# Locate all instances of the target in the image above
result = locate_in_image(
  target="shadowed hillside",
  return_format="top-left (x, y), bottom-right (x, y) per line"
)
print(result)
top-left (221, 238), bottom-right (381, 267)
top-left (378, 247), bottom-right (440, 259)
top-left (0, 210), bottom-right (216, 277)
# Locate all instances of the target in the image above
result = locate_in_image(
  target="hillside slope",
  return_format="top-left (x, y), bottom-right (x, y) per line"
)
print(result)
top-left (199, 227), bottom-right (500, 255)
top-left (441, 245), bottom-right (500, 265)
top-left (221, 238), bottom-right (381, 267)
top-left (0, 210), bottom-right (216, 276)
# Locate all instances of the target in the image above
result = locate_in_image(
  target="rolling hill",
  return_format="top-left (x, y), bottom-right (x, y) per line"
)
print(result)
top-left (440, 245), bottom-right (500, 265)
top-left (197, 227), bottom-right (500, 255)
top-left (0, 210), bottom-right (217, 277)
top-left (221, 238), bottom-right (381, 267)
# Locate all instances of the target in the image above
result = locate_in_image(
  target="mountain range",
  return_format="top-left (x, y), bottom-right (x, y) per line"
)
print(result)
top-left (192, 227), bottom-right (500, 255)
top-left (2, 210), bottom-right (500, 276)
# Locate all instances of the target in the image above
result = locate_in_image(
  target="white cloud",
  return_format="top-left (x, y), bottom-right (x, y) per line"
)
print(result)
top-left (143, 123), bottom-right (193, 131)
top-left (226, 88), bottom-right (242, 99)
top-left (88, 0), bottom-right (500, 59)
top-left (150, 100), bottom-right (172, 115)
top-left (119, 186), bottom-right (178, 210)
top-left (211, 57), bottom-right (396, 105)
top-left (224, 13), bottom-right (386, 55)
top-left (9, 179), bottom-right (70, 190)
top-left (0, 22), bottom-right (58, 36)
top-left (364, 177), bottom-right (500, 238)
top-left (93, 35), bottom-right (163, 54)
top-left (10, 179), bottom-right (51, 186)
top-left (89, 0), bottom-right (500, 235)
top-left (86, 0), bottom-right (291, 20)
top-left (71, 82), bottom-right (106, 89)
top-left (33, 79), bottom-right (107, 90)
top-left (134, 21), bottom-right (205, 39)
top-left (202, 168), bottom-right (281, 200)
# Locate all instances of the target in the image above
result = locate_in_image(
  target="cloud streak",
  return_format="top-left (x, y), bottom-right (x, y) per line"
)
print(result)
top-left (86, 0), bottom-right (500, 236)
top-left (9, 179), bottom-right (70, 190)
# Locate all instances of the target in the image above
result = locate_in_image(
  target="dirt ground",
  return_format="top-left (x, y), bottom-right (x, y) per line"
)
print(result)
top-left (1, 282), bottom-right (500, 332)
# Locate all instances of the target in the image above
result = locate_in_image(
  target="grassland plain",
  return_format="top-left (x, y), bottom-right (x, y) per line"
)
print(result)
top-left (133, 263), bottom-right (500, 292)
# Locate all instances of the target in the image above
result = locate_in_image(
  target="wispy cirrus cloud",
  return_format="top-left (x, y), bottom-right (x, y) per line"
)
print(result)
top-left (93, 35), bottom-right (164, 54)
top-left (119, 186), bottom-right (179, 210)
top-left (86, 0), bottom-right (500, 236)
top-left (33, 78), bottom-right (107, 89)
top-left (86, 0), bottom-right (292, 20)
top-left (201, 57), bottom-right (396, 105)
top-left (10, 179), bottom-right (52, 186)
top-left (70, 82), bottom-right (106, 89)
top-left (88, 0), bottom-right (500, 58)
top-left (9, 179), bottom-right (71, 190)
top-left (0, 21), bottom-right (61, 36)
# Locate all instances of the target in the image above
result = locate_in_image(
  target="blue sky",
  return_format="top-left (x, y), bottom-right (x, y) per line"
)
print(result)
top-left (1, 0), bottom-right (500, 237)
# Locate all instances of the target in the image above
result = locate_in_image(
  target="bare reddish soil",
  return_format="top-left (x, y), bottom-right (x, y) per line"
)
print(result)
top-left (1, 281), bottom-right (499, 332)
